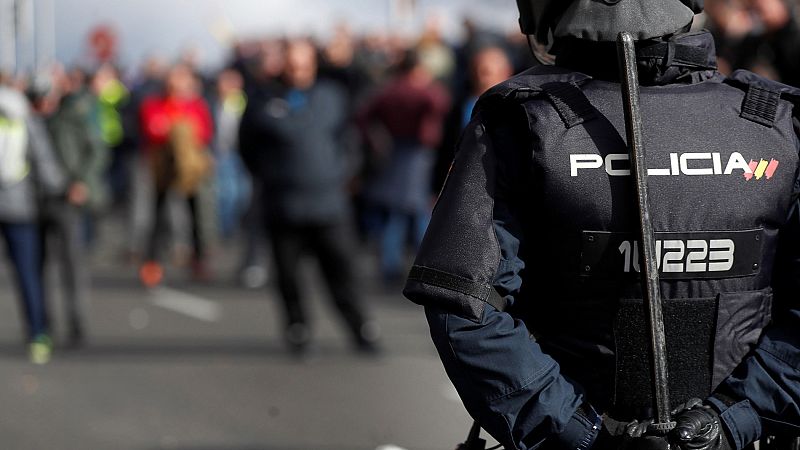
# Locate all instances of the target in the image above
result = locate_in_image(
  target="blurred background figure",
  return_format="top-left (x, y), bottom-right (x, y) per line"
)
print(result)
top-left (126, 56), bottom-right (168, 262)
top-left (417, 15), bottom-right (456, 84)
top-left (234, 40), bottom-right (287, 289)
top-left (239, 39), bottom-right (380, 355)
top-left (435, 45), bottom-right (514, 192)
top-left (319, 23), bottom-right (370, 103)
top-left (210, 68), bottom-right (249, 240)
top-left (705, 0), bottom-right (800, 83)
top-left (0, 83), bottom-right (65, 364)
top-left (357, 50), bottom-right (450, 286)
top-left (29, 66), bottom-right (109, 347)
top-left (92, 63), bottom-right (131, 209)
top-left (138, 63), bottom-right (214, 287)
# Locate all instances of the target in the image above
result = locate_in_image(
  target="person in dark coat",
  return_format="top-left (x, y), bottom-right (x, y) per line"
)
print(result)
top-left (239, 38), bottom-right (380, 355)
top-left (33, 69), bottom-right (110, 346)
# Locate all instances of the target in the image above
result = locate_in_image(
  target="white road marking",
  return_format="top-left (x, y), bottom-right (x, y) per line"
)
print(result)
top-left (149, 287), bottom-right (222, 322)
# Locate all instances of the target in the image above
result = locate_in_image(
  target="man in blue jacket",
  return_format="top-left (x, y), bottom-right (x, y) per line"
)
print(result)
top-left (404, 1), bottom-right (800, 449)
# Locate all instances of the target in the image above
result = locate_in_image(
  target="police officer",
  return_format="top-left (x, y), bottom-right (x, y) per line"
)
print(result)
top-left (403, 1), bottom-right (800, 449)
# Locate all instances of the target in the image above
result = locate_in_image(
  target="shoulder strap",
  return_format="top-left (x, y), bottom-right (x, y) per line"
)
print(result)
top-left (474, 66), bottom-right (594, 120)
top-left (540, 81), bottom-right (598, 128)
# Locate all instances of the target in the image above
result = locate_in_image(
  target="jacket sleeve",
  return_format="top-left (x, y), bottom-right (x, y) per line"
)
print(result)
top-left (26, 116), bottom-right (66, 198)
top-left (405, 108), bottom-right (601, 450)
top-left (54, 99), bottom-right (109, 188)
top-left (237, 95), bottom-right (263, 176)
top-left (710, 137), bottom-right (800, 448)
top-left (139, 97), bottom-right (162, 148)
top-left (195, 98), bottom-right (214, 147)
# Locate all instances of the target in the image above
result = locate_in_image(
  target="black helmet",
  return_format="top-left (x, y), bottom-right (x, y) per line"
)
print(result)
top-left (517, 0), bottom-right (704, 43)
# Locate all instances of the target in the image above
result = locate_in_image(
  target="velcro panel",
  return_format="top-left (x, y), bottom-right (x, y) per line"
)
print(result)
top-left (714, 289), bottom-right (773, 388)
top-left (612, 297), bottom-right (716, 420)
top-left (741, 85), bottom-right (780, 128)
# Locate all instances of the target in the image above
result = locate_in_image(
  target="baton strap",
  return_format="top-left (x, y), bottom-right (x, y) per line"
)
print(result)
top-left (637, 43), bottom-right (716, 69)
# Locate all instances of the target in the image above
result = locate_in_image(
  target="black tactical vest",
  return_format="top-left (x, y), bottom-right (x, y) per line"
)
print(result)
top-left (405, 63), bottom-right (800, 420)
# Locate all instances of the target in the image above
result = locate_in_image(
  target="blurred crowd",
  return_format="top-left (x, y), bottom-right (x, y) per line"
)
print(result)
top-left (0, 0), bottom-right (799, 363)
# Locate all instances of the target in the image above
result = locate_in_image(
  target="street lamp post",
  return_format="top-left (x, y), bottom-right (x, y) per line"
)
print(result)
top-left (0, 0), bottom-right (18, 74)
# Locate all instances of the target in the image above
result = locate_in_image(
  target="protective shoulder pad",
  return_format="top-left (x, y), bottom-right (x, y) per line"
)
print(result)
top-left (727, 70), bottom-right (800, 99)
top-left (476, 65), bottom-right (595, 128)
top-left (726, 70), bottom-right (800, 127)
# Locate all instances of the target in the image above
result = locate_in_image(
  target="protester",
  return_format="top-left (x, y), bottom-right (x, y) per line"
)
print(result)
top-left (239, 38), bottom-right (380, 355)
top-left (0, 85), bottom-right (66, 364)
top-left (32, 68), bottom-right (109, 346)
top-left (435, 46), bottom-right (514, 194)
top-left (211, 68), bottom-right (249, 239)
top-left (138, 63), bottom-right (214, 286)
top-left (357, 50), bottom-right (450, 285)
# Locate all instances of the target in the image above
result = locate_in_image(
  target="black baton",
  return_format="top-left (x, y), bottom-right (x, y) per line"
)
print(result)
top-left (616, 31), bottom-right (676, 433)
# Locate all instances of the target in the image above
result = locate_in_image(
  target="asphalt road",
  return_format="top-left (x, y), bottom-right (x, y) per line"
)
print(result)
top-left (0, 226), bottom-right (496, 450)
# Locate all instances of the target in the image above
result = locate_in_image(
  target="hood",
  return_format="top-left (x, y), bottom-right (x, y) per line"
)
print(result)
top-left (555, 0), bottom-right (695, 42)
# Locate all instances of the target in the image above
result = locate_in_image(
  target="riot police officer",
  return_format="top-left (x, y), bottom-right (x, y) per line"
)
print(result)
top-left (403, 1), bottom-right (800, 449)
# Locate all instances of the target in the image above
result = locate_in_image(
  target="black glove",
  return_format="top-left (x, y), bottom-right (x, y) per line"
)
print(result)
top-left (594, 416), bottom-right (670, 450)
top-left (670, 400), bottom-right (732, 450)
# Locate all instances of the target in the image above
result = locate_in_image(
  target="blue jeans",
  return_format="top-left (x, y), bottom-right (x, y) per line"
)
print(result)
top-left (1, 222), bottom-right (47, 338)
top-left (380, 208), bottom-right (430, 280)
top-left (216, 152), bottom-right (251, 238)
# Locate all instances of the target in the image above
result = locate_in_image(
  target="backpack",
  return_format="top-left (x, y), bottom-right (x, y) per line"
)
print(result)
top-left (151, 120), bottom-right (212, 195)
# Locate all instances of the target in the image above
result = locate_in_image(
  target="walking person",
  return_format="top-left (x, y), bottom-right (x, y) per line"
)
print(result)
top-left (138, 63), bottom-right (214, 286)
top-left (37, 68), bottom-right (110, 346)
top-left (239, 39), bottom-right (380, 355)
top-left (0, 85), bottom-right (65, 364)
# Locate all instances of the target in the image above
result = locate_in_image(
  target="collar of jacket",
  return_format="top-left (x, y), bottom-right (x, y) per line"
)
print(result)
top-left (551, 30), bottom-right (719, 86)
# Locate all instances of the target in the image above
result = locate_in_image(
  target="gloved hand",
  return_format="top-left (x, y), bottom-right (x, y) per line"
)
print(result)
top-left (594, 416), bottom-right (670, 450)
top-left (670, 399), bottom-right (732, 450)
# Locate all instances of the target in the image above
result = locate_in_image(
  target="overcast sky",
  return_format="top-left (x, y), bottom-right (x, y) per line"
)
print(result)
top-left (43, 0), bottom-right (518, 70)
